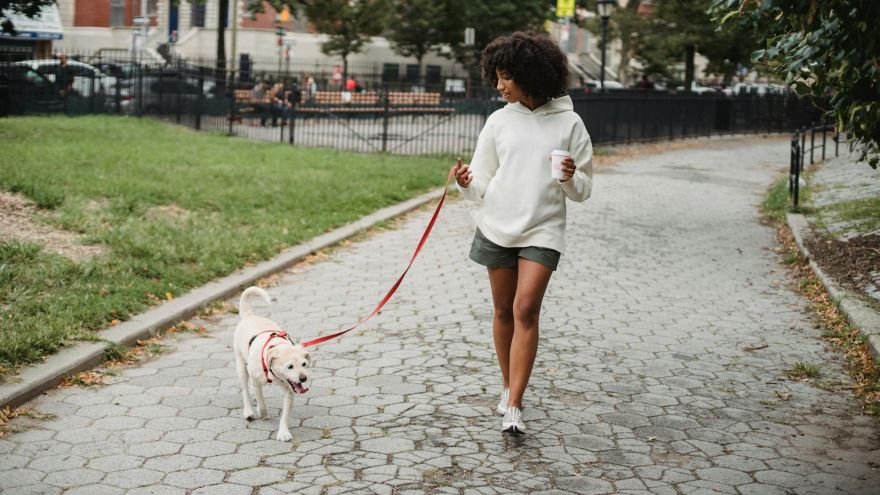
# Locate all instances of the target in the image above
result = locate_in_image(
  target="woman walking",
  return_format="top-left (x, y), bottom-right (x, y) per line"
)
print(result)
top-left (455, 31), bottom-right (593, 434)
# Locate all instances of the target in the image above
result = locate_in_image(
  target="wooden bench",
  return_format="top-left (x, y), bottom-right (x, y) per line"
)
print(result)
top-left (298, 91), bottom-right (383, 114)
top-left (387, 91), bottom-right (454, 114)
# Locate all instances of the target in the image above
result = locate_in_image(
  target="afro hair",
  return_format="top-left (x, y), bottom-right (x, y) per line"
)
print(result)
top-left (481, 31), bottom-right (569, 102)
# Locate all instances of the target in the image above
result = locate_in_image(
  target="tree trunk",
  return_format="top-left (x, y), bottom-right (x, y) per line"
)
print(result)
top-left (684, 43), bottom-right (695, 93)
top-left (616, 0), bottom-right (641, 86)
top-left (216, 0), bottom-right (228, 94)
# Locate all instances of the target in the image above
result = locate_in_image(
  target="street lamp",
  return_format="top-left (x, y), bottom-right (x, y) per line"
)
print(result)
top-left (597, 0), bottom-right (615, 93)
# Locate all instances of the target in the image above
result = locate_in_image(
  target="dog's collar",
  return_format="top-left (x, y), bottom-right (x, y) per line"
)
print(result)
top-left (249, 330), bottom-right (296, 384)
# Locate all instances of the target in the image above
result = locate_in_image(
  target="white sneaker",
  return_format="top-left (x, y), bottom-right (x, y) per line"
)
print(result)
top-left (502, 406), bottom-right (525, 434)
top-left (496, 388), bottom-right (509, 415)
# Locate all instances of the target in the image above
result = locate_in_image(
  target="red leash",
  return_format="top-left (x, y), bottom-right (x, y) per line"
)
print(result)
top-left (301, 165), bottom-right (457, 348)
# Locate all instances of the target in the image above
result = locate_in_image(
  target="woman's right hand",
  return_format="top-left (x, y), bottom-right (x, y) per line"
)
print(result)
top-left (455, 158), bottom-right (472, 188)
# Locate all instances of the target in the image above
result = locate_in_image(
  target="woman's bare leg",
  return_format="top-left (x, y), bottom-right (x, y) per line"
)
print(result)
top-left (487, 266), bottom-right (518, 388)
top-left (507, 258), bottom-right (553, 409)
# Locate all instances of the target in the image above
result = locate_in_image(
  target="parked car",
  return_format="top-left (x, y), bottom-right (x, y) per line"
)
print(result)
top-left (12, 59), bottom-right (111, 97)
top-left (106, 72), bottom-right (214, 114)
top-left (725, 82), bottom-right (789, 96)
top-left (573, 80), bottom-right (626, 94)
top-left (675, 82), bottom-right (720, 95)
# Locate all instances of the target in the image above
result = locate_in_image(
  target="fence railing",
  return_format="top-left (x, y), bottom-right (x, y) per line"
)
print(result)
top-left (1, 57), bottom-right (826, 157)
top-left (789, 121), bottom-right (840, 207)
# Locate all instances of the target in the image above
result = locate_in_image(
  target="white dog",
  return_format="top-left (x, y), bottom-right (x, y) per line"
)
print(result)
top-left (233, 286), bottom-right (312, 442)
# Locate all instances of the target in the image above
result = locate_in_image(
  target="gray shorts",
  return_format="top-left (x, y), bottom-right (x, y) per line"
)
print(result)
top-left (469, 229), bottom-right (560, 271)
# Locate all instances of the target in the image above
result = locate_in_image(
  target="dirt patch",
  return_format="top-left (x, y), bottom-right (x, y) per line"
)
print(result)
top-left (805, 232), bottom-right (880, 304)
top-left (145, 203), bottom-right (193, 222)
top-left (0, 191), bottom-right (107, 262)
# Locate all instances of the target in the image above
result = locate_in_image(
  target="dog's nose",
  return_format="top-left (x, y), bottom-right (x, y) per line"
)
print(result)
top-left (299, 375), bottom-right (308, 383)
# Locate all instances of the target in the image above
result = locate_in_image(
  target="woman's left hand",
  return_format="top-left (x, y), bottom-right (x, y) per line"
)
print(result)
top-left (560, 157), bottom-right (576, 182)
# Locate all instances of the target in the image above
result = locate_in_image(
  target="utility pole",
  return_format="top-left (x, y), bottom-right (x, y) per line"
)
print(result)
top-left (230, 0), bottom-right (239, 87)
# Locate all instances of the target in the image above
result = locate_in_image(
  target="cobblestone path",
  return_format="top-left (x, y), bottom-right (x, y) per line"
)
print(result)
top-left (2, 137), bottom-right (878, 494)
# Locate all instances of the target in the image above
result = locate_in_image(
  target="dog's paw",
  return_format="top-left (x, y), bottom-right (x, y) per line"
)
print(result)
top-left (257, 406), bottom-right (269, 418)
top-left (243, 409), bottom-right (259, 421)
top-left (276, 429), bottom-right (293, 442)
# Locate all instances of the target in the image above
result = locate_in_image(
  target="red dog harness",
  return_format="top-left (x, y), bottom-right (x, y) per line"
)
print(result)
top-left (248, 330), bottom-right (295, 384)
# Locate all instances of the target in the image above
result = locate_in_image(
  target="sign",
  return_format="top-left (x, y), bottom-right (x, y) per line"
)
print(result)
top-left (133, 16), bottom-right (150, 26)
top-left (0, 5), bottom-right (63, 40)
top-left (445, 78), bottom-right (465, 93)
top-left (556, 0), bottom-right (575, 18)
top-left (463, 27), bottom-right (475, 47)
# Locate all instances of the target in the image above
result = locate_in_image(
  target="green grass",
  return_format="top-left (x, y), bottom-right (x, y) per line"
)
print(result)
top-left (762, 174), bottom-right (813, 223)
top-left (786, 361), bottom-right (822, 379)
top-left (0, 116), bottom-right (451, 375)
top-left (820, 196), bottom-right (880, 235)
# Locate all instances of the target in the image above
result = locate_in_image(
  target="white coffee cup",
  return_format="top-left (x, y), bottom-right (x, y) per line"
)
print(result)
top-left (550, 150), bottom-right (571, 180)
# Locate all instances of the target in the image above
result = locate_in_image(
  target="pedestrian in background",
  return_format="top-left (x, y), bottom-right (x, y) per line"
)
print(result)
top-left (56, 53), bottom-right (74, 97)
top-left (454, 31), bottom-right (593, 435)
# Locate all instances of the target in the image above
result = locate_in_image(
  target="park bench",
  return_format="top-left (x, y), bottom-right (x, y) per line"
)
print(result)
top-left (387, 91), bottom-right (454, 114)
top-left (299, 91), bottom-right (383, 114)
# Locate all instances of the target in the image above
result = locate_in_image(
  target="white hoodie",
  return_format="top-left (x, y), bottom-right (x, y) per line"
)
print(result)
top-left (457, 95), bottom-right (593, 253)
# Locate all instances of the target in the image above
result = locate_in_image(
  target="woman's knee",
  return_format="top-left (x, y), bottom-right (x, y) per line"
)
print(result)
top-left (513, 298), bottom-right (541, 326)
top-left (494, 305), bottom-right (514, 323)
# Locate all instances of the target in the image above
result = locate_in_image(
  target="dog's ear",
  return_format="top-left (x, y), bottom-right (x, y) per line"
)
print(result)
top-left (305, 351), bottom-right (315, 366)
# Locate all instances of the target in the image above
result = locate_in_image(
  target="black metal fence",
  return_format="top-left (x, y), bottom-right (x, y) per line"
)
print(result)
top-left (1, 55), bottom-right (825, 157)
top-left (789, 121), bottom-right (840, 207)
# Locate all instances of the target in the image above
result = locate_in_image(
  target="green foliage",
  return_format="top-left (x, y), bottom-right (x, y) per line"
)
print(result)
top-left (711, 0), bottom-right (880, 168)
top-left (301, 0), bottom-right (390, 77)
top-left (386, 0), bottom-right (446, 67)
top-left (437, 0), bottom-right (552, 70)
top-left (0, 0), bottom-right (56, 35)
top-left (635, 0), bottom-right (758, 84)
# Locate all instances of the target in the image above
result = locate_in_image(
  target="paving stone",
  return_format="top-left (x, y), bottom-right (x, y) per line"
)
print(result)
top-left (555, 476), bottom-right (614, 494)
top-left (102, 468), bottom-right (164, 488)
top-left (64, 484), bottom-right (123, 495)
top-left (164, 468), bottom-right (226, 488)
top-left (43, 467), bottom-right (104, 488)
top-left (228, 466), bottom-right (290, 486)
top-left (144, 454), bottom-right (202, 473)
top-left (192, 484), bottom-right (255, 495)
top-left (126, 486), bottom-right (187, 495)
top-left (181, 440), bottom-right (237, 457)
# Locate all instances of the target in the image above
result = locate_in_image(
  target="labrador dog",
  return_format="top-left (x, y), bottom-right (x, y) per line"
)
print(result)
top-left (233, 286), bottom-right (312, 441)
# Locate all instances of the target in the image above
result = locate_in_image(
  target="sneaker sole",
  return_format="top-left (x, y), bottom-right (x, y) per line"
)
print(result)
top-left (502, 424), bottom-right (525, 435)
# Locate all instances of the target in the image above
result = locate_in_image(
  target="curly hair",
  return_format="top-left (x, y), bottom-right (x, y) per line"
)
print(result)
top-left (481, 31), bottom-right (569, 102)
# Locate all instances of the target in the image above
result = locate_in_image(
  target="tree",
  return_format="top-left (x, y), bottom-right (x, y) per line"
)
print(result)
top-left (437, 0), bottom-right (551, 84)
top-left (712, 0), bottom-right (879, 167)
top-left (630, 0), bottom-right (757, 88)
top-left (301, 0), bottom-right (389, 82)
top-left (1, 0), bottom-right (56, 35)
top-left (634, 0), bottom-right (717, 90)
top-left (385, 0), bottom-right (445, 82)
top-left (610, 0), bottom-right (644, 86)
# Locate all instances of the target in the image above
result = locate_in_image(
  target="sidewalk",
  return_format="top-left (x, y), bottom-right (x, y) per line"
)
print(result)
top-left (2, 137), bottom-right (878, 494)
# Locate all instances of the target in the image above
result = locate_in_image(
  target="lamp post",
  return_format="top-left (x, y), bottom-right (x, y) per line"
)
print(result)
top-left (597, 0), bottom-right (615, 93)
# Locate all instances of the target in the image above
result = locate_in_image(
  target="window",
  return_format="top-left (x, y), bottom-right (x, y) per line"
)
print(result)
top-left (110, 0), bottom-right (125, 27)
top-left (191, 2), bottom-right (206, 28)
top-left (382, 63), bottom-right (399, 83)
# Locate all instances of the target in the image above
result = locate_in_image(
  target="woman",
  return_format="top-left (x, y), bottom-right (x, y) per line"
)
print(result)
top-left (455, 31), bottom-right (593, 434)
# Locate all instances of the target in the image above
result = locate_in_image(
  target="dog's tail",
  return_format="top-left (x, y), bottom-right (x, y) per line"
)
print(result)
top-left (239, 286), bottom-right (272, 318)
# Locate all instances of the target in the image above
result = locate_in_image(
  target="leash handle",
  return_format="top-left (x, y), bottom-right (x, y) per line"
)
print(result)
top-left (301, 165), bottom-right (457, 348)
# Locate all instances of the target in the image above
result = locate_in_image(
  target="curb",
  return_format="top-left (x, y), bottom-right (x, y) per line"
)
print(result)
top-left (0, 187), bottom-right (447, 410)
top-left (786, 213), bottom-right (880, 360)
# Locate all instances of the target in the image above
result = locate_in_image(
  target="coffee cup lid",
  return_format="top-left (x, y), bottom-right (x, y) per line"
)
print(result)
top-left (550, 149), bottom-right (570, 156)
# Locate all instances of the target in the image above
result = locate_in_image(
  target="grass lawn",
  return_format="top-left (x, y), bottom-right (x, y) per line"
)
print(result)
top-left (0, 116), bottom-right (453, 376)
